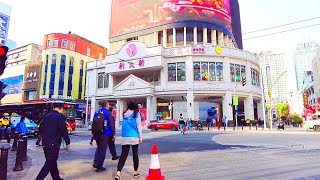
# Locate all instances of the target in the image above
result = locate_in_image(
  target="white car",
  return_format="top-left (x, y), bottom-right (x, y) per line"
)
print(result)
top-left (303, 112), bottom-right (320, 131)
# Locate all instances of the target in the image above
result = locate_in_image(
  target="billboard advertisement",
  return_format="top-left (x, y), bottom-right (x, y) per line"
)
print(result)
top-left (1, 75), bottom-right (23, 95)
top-left (110, 0), bottom-right (232, 37)
top-left (0, 13), bottom-right (9, 46)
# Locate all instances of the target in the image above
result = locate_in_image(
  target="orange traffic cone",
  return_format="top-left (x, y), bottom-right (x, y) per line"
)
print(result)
top-left (146, 144), bottom-right (165, 180)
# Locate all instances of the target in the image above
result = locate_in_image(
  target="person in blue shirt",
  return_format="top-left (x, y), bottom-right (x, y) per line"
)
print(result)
top-left (15, 116), bottom-right (28, 134)
top-left (92, 101), bottom-right (115, 172)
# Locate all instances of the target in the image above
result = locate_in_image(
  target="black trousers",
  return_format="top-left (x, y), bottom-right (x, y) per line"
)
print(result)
top-left (36, 145), bottom-right (61, 180)
top-left (108, 138), bottom-right (117, 157)
top-left (93, 135), bottom-right (110, 168)
top-left (117, 145), bottom-right (139, 172)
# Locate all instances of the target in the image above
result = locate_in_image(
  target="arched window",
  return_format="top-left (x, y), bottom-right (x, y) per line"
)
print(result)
top-left (52, 54), bottom-right (57, 64)
top-left (61, 55), bottom-right (66, 65)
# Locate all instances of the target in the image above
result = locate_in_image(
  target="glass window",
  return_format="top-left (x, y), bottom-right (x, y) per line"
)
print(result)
top-left (58, 90), bottom-right (63, 96)
top-left (70, 42), bottom-right (75, 51)
top-left (62, 39), bottom-right (68, 48)
top-left (27, 91), bottom-right (36, 100)
top-left (168, 63), bottom-right (176, 81)
top-left (207, 29), bottom-right (212, 43)
top-left (59, 72), bottom-right (64, 82)
top-left (209, 62), bottom-right (216, 81)
top-left (167, 29), bottom-right (173, 47)
top-left (194, 62), bottom-right (201, 81)
top-left (241, 65), bottom-right (246, 80)
top-left (230, 63), bottom-right (235, 82)
top-left (61, 55), bottom-right (66, 65)
top-left (80, 60), bottom-right (84, 69)
top-left (201, 62), bottom-right (208, 81)
top-left (158, 31), bottom-right (163, 45)
top-left (53, 39), bottom-right (58, 47)
top-left (52, 54), bottom-right (57, 64)
top-left (235, 64), bottom-right (241, 82)
top-left (98, 73), bottom-right (109, 89)
top-left (216, 62), bottom-right (223, 81)
top-left (186, 28), bottom-right (193, 45)
top-left (176, 28), bottom-right (184, 46)
top-left (47, 40), bottom-right (51, 48)
top-left (197, 29), bottom-right (203, 44)
top-left (177, 62), bottom-right (186, 81)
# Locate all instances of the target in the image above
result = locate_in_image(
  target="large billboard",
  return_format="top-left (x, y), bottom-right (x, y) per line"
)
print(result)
top-left (1, 75), bottom-right (23, 95)
top-left (110, 0), bottom-right (232, 37)
top-left (0, 13), bottom-right (9, 46)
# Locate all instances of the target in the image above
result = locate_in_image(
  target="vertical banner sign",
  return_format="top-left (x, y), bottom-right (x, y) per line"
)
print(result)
top-left (0, 13), bottom-right (9, 46)
top-left (233, 96), bottom-right (238, 106)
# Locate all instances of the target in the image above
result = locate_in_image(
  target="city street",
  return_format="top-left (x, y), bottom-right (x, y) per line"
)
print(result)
top-left (3, 128), bottom-right (320, 180)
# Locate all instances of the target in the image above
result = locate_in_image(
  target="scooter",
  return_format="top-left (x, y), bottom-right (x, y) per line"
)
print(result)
top-left (197, 121), bottom-right (203, 131)
top-left (276, 121), bottom-right (285, 130)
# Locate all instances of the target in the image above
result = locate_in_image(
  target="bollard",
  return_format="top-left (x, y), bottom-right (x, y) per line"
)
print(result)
top-left (22, 136), bottom-right (28, 161)
top-left (13, 139), bottom-right (24, 171)
top-left (0, 146), bottom-right (10, 180)
top-left (19, 134), bottom-right (24, 140)
top-left (11, 132), bottom-right (20, 151)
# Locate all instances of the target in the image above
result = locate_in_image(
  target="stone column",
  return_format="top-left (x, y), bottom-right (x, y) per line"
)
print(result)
top-left (193, 27), bottom-right (197, 45)
top-left (187, 91), bottom-right (195, 120)
top-left (146, 96), bottom-right (151, 125)
top-left (245, 93), bottom-right (254, 120)
top-left (257, 99), bottom-right (263, 121)
top-left (90, 97), bottom-right (97, 122)
top-left (184, 27), bottom-right (187, 46)
top-left (223, 57), bottom-right (231, 83)
top-left (212, 30), bottom-right (217, 46)
top-left (154, 32), bottom-right (158, 45)
top-left (222, 91), bottom-right (233, 122)
top-left (109, 74), bottom-right (114, 94)
top-left (246, 61), bottom-right (252, 86)
top-left (173, 28), bottom-right (176, 47)
top-left (218, 32), bottom-right (224, 46)
top-left (152, 96), bottom-right (157, 122)
top-left (116, 99), bottom-right (123, 127)
top-left (163, 29), bottom-right (167, 47)
top-left (203, 28), bottom-right (207, 44)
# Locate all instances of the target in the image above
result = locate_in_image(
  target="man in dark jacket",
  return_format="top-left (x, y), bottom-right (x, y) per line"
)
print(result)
top-left (36, 103), bottom-right (70, 180)
top-left (92, 100), bottom-right (115, 172)
top-left (108, 106), bottom-right (120, 160)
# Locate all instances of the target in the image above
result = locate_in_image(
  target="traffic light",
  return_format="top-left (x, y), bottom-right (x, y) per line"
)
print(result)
top-left (0, 46), bottom-right (8, 76)
top-left (0, 81), bottom-right (7, 100)
top-left (241, 77), bottom-right (246, 86)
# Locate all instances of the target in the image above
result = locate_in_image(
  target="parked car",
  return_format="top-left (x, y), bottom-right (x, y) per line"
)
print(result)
top-left (147, 117), bottom-right (179, 131)
top-left (303, 112), bottom-right (320, 131)
top-left (11, 117), bottom-right (38, 136)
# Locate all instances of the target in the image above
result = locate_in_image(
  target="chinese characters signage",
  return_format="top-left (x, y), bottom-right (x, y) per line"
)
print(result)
top-left (303, 92), bottom-right (309, 107)
top-left (0, 13), bottom-right (9, 46)
top-left (119, 59), bottom-right (145, 70)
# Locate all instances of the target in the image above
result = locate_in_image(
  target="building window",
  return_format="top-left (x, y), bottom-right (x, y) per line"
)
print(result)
top-left (80, 60), bottom-right (84, 69)
top-left (98, 73), bottom-right (109, 88)
top-left (168, 62), bottom-right (186, 81)
top-left (230, 64), bottom-right (235, 82)
top-left (70, 42), bottom-right (75, 51)
top-left (53, 39), bottom-right (58, 47)
top-left (70, 56), bottom-right (74, 66)
top-left (67, 90), bottom-right (72, 97)
top-left (52, 54), bottom-right (57, 64)
top-left (186, 28), bottom-right (193, 45)
top-left (251, 68), bottom-right (260, 86)
top-left (87, 48), bottom-right (91, 57)
top-left (26, 91), bottom-right (36, 100)
top-left (194, 62), bottom-right (223, 81)
top-left (207, 29), bottom-right (212, 43)
top-left (62, 39), bottom-right (68, 48)
top-left (167, 29), bottom-right (173, 47)
top-left (158, 31), bottom-right (163, 45)
top-left (194, 62), bottom-right (201, 81)
top-left (61, 55), bottom-right (66, 65)
top-left (176, 28), bottom-right (184, 46)
top-left (235, 64), bottom-right (241, 82)
top-left (197, 29), bottom-right (203, 44)
top-left (47, 40), bottom-right (51, 48)
top-left (46, 55), bottom-right (49, 65)
top-left (230, 63), bottom-right (246, 83)
top-left (58, 90), bottom-right (63, 96)
top-left (59, 72), bottom-right (64, 82)
top-left (127, 37), bottom-right (138, 42)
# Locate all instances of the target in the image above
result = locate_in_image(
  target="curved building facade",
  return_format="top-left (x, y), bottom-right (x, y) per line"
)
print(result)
top-left (86, 0), bottom-right (263, 126)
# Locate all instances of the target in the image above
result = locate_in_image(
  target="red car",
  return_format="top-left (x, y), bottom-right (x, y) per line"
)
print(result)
top-left (147, 117), bottom-right (179, 131)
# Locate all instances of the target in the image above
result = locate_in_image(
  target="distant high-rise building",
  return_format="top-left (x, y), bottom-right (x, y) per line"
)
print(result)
top-left (260, 51), bottom-right (288, 106)
top-left (0, 1), bottom-right (11, 46)
top-left (293, 41), bottom-right (319, 90)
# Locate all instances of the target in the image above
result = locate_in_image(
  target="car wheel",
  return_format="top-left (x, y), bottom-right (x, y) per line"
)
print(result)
top-left (171, 126), bottom-right (177, 131)
top-left (315, 126), bottom-right (320, 132)
top-left (151, 126), bottom-right (156, 131)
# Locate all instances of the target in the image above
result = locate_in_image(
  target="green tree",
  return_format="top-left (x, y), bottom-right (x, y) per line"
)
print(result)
top-left (291, 114), bottom-right (303, 125)
top-left (276, 103), bottom-right (289, 117)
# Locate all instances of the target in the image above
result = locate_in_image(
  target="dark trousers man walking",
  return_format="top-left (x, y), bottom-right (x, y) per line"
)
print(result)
top-left (93, 135), bottom-right (110, 171)
top-left (36, 103), bottom-right (70, 180)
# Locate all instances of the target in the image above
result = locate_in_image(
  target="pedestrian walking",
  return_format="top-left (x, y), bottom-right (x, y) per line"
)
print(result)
top-left (15, 116), bottom-right (28, 134)
top-left (36, 103), bottom-right (70, 180)
top-left (222, 116), bottom-right (227, 130)
top-left (115, 100), bottom-right (142, 180)
top-left (36, 113), bottom-right (46, 146)
top-left (178, 114), bottom-right (186, 134)
top-left (92, 101), bottom-right (115, 172)
top-left (108, 106), bottom-right (120, 160)
top-left (187, 118), bottom-right (192, 130)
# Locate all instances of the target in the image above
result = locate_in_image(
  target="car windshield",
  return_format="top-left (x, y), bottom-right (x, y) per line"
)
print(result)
top-left (24, 119), bottom-right (31, 124)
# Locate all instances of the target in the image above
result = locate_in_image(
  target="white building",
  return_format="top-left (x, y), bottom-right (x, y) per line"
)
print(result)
top-left (294, 41), bottom-right (319, 90)
top-left (312, 49), bottom-right (320, 103)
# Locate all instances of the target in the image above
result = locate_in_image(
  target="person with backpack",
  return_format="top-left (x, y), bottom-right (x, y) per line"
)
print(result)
top-left (115, 100), bottom-right (142, 180)
top-left (92, 101), bottom-right (115, 172)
